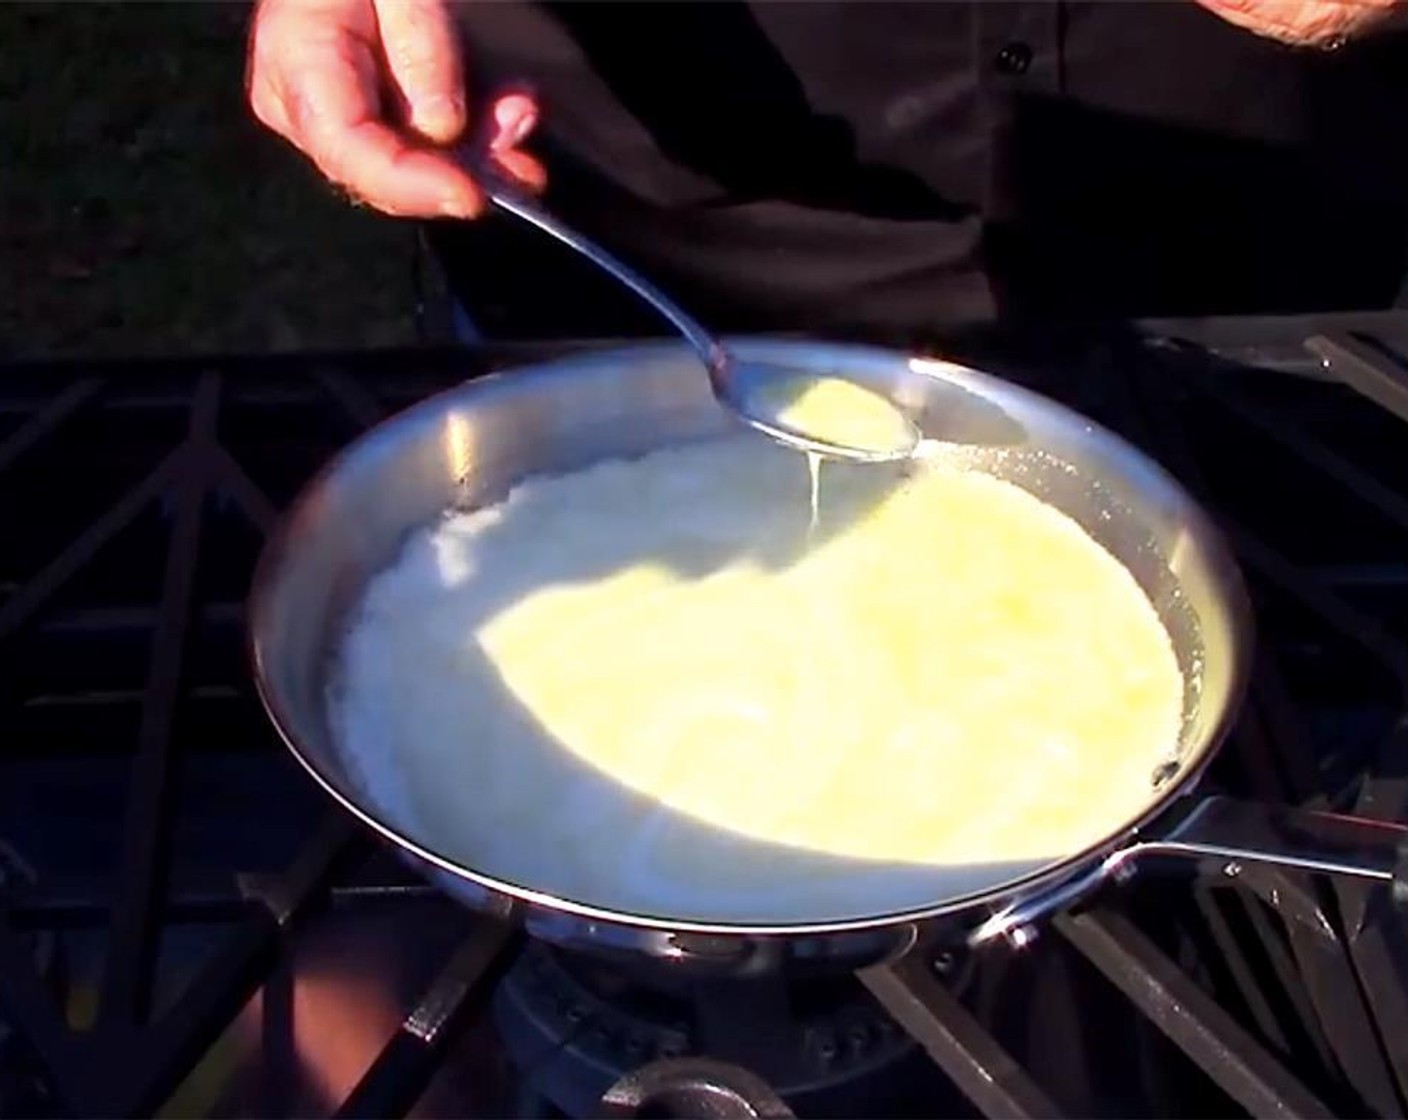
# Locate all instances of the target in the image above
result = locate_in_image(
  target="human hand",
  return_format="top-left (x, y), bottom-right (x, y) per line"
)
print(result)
top-left (246, 0), bottom-right (545, 219)
top-left (1193, 0), bottom-right (1400, 48)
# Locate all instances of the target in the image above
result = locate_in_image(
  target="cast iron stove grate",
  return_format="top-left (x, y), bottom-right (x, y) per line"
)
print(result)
top-left (0, 318), bottom-right (1407, 1117)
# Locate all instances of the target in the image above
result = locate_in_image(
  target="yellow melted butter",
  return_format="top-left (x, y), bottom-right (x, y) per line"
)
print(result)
top-left (468, 444), bottom-right (1182, 866)
top-left (762, 375), bottom-right (914, 454)
top-left (806, 450), bottom-right (821, 535)
top-left (333, 436), bottom-right (1185, 921)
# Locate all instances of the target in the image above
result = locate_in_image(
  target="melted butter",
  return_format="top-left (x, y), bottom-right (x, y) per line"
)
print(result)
top-left (806, 450), bottom-right (821, 536)
top-left (333, 437), bottom-right (1186, 923)
top-left (759, 375), bottom-right (913, 457)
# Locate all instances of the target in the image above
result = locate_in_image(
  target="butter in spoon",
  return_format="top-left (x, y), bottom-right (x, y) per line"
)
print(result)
top-left (469, 162), bottom-right (919, 464)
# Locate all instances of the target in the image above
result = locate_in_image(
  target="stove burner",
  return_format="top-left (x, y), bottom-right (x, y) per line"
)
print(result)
top-left (494, 942), bottom-right (923, 1118)
top-left (599, 1057), bottom-right (795, 1119)
top-left (5, 318), bottom-right (1408, 1117)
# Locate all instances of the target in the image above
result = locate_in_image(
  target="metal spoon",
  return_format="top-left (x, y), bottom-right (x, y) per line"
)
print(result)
top-left (474, 168), bottom-right (920, 464)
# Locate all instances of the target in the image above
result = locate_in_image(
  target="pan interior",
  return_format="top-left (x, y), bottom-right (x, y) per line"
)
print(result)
top-left (251, 341), bottom-right (1243, 931)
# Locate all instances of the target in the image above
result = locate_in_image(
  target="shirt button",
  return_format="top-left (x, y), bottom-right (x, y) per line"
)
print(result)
top-left (994, 41), bottom-right (1033, 76)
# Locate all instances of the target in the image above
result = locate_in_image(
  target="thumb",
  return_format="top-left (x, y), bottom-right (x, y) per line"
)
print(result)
top-left (373, 0), bottom-right (467, 143)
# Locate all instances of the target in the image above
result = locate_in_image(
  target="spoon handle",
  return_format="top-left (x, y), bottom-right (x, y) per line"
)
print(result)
top-left (469, 160), bottom-right (721, 362)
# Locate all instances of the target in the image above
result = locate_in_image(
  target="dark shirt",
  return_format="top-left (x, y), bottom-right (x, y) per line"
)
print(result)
top-left (432, 0), bottom-right (1408, 345)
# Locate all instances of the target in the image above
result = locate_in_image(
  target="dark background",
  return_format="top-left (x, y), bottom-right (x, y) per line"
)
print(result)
top-left (0, 2), bottom-right (420, 362)
top-left (5, 2), bottom-right (1407, 364)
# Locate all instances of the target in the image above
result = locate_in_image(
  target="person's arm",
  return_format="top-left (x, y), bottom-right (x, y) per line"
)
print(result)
top-left (245, 0), bottom-right (544, 219)
top-left (1194, 0), bottom-right (1403, 49)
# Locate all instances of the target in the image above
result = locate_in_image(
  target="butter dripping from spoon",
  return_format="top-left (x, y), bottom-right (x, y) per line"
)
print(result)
top-left (806, 451), bottom-right (822, 538)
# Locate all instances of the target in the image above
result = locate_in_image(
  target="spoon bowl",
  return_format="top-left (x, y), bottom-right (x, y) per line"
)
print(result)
top-left (716, 360), bottom-right (921, 463)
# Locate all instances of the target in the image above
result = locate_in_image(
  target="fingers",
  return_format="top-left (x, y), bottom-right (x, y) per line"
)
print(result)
top-left (483, 91), bottom-right (545, 192)
top-left (246, 0), bottom-right (546, 219)
top-left (291, 40), bottom-right (485, 216)
top-left (492, 148), bottom-right (549, 195)
top-left (487, 91), bottom-right (538, 153)
top-left (248, 0), bottom-right (484, 217)
top-left (371, 0), bottom-right (467, 143)
top-left (1192, 0), bottom-right (1396, 47)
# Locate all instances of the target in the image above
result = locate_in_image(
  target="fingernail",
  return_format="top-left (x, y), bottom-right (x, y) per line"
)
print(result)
top-left (438, 193), bottom-right (479, 219)
top-left (414, 92), bottom-right (466, 140)
top-left (490, 94), bottom-right (537, 151)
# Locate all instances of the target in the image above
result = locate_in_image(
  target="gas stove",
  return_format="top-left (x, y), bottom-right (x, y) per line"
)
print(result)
top-left (3, 314), bottom-right (1408, 1117)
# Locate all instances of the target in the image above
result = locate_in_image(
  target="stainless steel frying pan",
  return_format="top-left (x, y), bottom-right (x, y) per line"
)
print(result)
top-left (248, 339), bottom-right (1408, 976)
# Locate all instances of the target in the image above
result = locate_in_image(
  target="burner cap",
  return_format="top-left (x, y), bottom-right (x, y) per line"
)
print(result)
top-left (599, 1057), bottom-right (795, 1119)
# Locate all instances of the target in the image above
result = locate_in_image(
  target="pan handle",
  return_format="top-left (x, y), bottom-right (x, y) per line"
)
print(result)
top-left (1151, 794), bottom-right (1408, 887)
top-left (968, 795), bottom-right (1408, 947)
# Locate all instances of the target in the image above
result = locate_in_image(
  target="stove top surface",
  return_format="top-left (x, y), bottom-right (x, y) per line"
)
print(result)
top-left (3, 314), bottom-right (1408, 1118)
